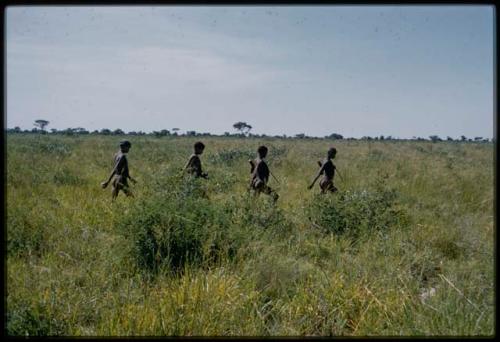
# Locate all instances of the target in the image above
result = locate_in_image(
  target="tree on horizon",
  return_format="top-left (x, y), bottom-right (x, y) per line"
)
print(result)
top-left (233, 122), bottom-right (252, 136)
top-left (34, 119), bottom-right (49, 132)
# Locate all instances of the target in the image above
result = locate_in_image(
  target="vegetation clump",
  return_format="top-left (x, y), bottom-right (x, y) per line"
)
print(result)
top-left (207, 148), bottom-right (254, 165)
top-left (7, 301), bottom-right (67, 336)
top-left (118, 177), bottom-right (265, 274)
top-left (308, 178), bottom-right (409, 237)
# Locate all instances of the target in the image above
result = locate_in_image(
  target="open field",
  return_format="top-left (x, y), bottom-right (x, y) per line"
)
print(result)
top-left (5, 134), bottom-right (495, 336)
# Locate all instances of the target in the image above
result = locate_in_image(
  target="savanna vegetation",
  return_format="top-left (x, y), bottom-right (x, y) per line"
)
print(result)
top-left (5, 133), bottom-right (494, 336)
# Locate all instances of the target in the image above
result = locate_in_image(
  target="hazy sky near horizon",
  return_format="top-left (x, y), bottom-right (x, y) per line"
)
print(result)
top-left (6, 5), bottom-right (494, 138)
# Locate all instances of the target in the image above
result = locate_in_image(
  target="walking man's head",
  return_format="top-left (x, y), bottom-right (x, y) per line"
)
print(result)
top-left (120, 140), bottom-right (132, 153)
top-left (194, 141), bottom-right (205, 155)
top-left (327, 147), bottom-right (337, 159)
top-left (257, 145), bottom-right (268, 159)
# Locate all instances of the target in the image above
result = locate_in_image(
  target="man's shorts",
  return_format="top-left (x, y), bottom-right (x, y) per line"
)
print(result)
top-left (112, 175), bottom-right (131, 194)
top-left (251, 178), bottom-right (273, 195)
top-left (320, 177), bottom-right (337, 193)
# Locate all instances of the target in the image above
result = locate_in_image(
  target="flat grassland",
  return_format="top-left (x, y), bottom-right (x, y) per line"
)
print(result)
top-left (6, 134), bottom-right (494, 336)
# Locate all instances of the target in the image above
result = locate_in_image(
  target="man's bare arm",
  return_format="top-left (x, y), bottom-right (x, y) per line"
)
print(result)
top-left (308, 163), bottom-right (325, 189)
top-left (101, 158), bottom-right (122, 188)
top-left (308, 174), bottom-right (321, 189)
top-left (248, 159), bottom-right (255, 174)
top-left (184, 155), bottom-right (196, 171)
top-left (101, 171), bottom-right (116, 188)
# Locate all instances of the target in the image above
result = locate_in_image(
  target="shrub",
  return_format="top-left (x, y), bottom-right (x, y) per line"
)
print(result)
top-left (117, 178), bottom-right (245, 274)
top-left (307, 178), bottom-right (408, 238)
top-left (207, 148), bottom-right (254, 165)
top-left (7, 301), bottom-right (67, 336)
top-left (117, 173), bottom-right (293, 276)
top-left (118, 183), bottom-right (210, 273)
top-left (267, 145), bottom-right (288, 160)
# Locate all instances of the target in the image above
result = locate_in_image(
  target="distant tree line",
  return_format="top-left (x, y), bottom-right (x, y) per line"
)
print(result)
top-left (4, 119), bottom-right (491, 143)
top-left (6, 127), bottom-right (491, 143)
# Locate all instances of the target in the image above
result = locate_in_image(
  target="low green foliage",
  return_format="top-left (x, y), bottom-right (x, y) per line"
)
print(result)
top-left (119, 178), bottom-right (220, 273)
top-left (7, 298), bottom-right (68, 336)
top-left (307, 177), bottom-right (409, 237)
top-left (208, 148), bottom-right (254, 165)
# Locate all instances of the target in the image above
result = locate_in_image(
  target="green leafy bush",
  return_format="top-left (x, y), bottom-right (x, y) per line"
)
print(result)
top-left (307, 179), bottom-right (408, 237)
top-left (207, 148), bottom-right (254, 165)
top-left (267, 145), bottom-right (288, 159)
top-left (118, 178), bottom-right (245, 274)
top-left (7, 301), bottom-right (67, 336)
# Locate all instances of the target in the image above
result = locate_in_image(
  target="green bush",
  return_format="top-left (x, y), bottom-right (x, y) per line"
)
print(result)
top-left (307, 179), bottom-right (408, 238)
top-left (118, 174), bottom-right (292, 276)
top-left (117, 177), bottom-right (245, 274)
top-left (207, 148), bottom-right (254, 165)
top-left (119, 186), bottom-right (207, 273)
top-left (267, 145), bottom-right (288, 159)
top-left (7, 301), bottom-right (67, 336)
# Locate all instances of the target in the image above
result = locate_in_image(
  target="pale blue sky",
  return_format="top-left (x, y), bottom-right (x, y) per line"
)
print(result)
top-left (5, 5), bottom-right (495, 138)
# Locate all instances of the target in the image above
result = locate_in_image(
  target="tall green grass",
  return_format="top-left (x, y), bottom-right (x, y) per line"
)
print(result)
top-left (6, 134), bottom-right (494, 336)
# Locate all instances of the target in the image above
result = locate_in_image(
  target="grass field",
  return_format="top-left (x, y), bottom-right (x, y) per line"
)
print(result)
top-left (5, 134), bottom-right (495, 336)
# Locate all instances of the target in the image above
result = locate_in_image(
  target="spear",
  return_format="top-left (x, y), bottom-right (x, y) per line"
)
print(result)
top-left (336, 168), bottom-right (344, 182)
top-left (269, 170), bottom-right (280, 184)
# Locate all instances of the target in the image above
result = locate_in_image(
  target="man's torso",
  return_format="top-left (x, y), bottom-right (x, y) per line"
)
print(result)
top-left (114, 152), bottom-right (129, 178)
top-left (321, 159), bottom-right (335, 179)
top-left (188, 154), bottom-right (202, 176)
top-left (252, 158), bottom-right (269, 183)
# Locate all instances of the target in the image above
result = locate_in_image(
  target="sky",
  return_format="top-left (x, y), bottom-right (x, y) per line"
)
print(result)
top-left (5, 5), bottom-right (495, 138)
